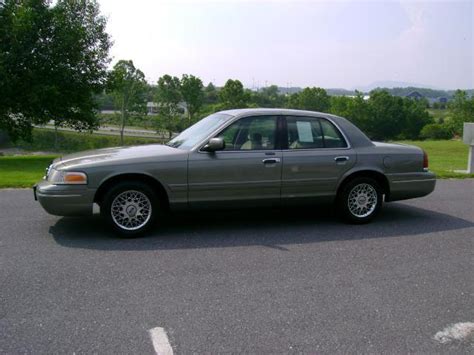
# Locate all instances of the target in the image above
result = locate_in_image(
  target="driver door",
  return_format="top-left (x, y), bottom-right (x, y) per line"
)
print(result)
top-left (187, 115), bottom-right (282, 208)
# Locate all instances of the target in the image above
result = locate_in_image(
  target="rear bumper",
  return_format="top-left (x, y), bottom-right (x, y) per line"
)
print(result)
top-left (386, 171), bottom-right (436, 202)
top-left (34, 180), bottom-right (95, 216)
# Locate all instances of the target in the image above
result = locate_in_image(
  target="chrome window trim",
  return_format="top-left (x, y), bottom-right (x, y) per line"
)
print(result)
top-left (197, 149), bottom-right (280, 155)
top-left (282, 146), bottom-right (352, 152)
top-left (285, 115), bottom-right (351, 150)
top-left (193, 112), bottom-right (352, 154)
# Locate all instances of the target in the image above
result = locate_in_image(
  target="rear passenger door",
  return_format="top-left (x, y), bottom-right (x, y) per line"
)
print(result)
top-left (281, 116), bottom-right (356, 201)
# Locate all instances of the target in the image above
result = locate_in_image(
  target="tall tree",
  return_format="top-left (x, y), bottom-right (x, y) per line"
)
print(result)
top-left (345, 91), bottom-right (371, 131)
top-left (156, 74), bottom-right (182, 138)
top-left (400, 98), bottom-right (432, 139)
top-left (204, 82), bottom-right (219, 105)
top-left (219, 79), bottom-right (249, 109)
top-left (0, 0), bottom-right (111, 141)
top-left (180, 74), bottom-right (204, 122)
top-left (252, 85), bottom-right (286, 107)
top-left (448, 90), bottom-right (474, 134)
top-left (367, 90), bottom-right (405, 140)
top-left (107, 60), bottom-right (147, 144)
top-left (288, 87), bottom-right (330, 112)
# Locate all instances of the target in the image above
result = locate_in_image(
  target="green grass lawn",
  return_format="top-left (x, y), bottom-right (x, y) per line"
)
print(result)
top-left (396, 140), bottom-right (474, 178)
top-left (0, 155), bottom-right (58, 188)
top-left (0, 140), bottom-right (472, 188)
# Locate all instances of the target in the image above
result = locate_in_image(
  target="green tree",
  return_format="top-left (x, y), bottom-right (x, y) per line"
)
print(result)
top-left (329, 95), bottom-right (351, 117)
top-left (366, 90), bottom-right (432, 140)
top-left (180, 74), bottom-right (204, 122)
top-left (400, 99), bottom-right (432, 139)
top-left (286, 92), bottom-right (301, 109)
top-left (366, 90), bottom-right (405, 140)
top-left (286, 87), bottom-right (330, 112)
top-left (219, 79), bottom-right (250, 109)
top-left (448, 90), bottom-right (474, 134)
top-left (107, 60), bottom-right (147, 144)
top-left (328, 92), bottom-right (371, 134)
top-left (204, 82), bottom-right (219, 105)
top-left (251, 85), bottom-right (286, 107)
top-left (156, 74), bottom-right (182, 138)
top-left (345, 91), bottom-right (371, 132)
top-left (0, 0), bottom-right (111, 141)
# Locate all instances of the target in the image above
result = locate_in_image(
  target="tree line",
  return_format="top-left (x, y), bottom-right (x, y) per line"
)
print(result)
top-left (108, 62), bottom-right (473, 142)
top-left (1, 0), bottom-right (472, 145)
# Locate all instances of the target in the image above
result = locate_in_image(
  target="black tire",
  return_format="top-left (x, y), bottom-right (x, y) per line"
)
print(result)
top-left (337, 177), bottom-right (383, 224)
top-left (101, 181), bottom-right (160, 237)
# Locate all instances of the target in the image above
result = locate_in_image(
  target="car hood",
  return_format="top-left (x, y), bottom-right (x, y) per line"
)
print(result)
top-left (53, 144), bottom-right (185, 170)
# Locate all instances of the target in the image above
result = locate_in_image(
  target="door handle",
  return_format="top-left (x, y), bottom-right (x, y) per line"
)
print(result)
top-left (334, 156), bottom-right (349, 163)
top-left (262, 158), bottom-right (281, 164)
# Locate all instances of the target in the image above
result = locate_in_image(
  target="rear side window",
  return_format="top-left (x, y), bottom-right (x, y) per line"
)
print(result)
top-left (286, 117), bottom-right (324, 149)
top-left (320, 119), bottom-right (348, 148)
top-left (286, 116), bottom-right (347, 149)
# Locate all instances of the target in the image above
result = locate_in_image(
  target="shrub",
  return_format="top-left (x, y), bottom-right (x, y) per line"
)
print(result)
top-left (420, 123), bottom-right (452, 140)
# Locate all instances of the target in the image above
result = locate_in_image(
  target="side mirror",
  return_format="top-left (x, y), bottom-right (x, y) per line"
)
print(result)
top-left (202, 137), bottom-right (225, 152)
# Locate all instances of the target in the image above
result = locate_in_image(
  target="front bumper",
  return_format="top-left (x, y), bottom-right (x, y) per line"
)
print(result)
top-left (386, 171), bottom-right (436, 202)
top-left (34, 180), bottom-right (96, 216)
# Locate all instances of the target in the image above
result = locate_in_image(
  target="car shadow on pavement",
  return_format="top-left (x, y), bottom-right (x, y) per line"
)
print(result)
top-left (49, 202), bottom-right (474, 251)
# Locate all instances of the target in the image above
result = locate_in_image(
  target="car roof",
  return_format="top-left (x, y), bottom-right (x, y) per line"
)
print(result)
top-left (219, 108), bottom-right (328, 117)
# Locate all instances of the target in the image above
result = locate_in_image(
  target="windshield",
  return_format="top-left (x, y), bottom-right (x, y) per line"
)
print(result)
top-left (166, 113), bottom-right (233, 149)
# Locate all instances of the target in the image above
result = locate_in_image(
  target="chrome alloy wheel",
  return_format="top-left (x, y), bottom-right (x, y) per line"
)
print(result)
top-left (347, 183), bottom-right (378, 218)
top-left (111, 190), bottom-right (152, 231)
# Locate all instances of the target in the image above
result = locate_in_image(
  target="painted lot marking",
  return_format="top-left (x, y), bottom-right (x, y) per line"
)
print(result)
top-left (148, 327), bottom-right (173, 355)
top-left (433, 322), bottom-right (474, 344)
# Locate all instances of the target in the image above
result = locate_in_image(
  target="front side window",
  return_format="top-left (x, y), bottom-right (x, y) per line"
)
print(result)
top-left (286, 116), bottom-right (347, 149)
top-left (217, 116), bottom-right (278, 151)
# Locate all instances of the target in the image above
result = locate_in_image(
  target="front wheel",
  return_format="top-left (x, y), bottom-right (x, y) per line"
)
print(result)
top-left (337, 177), bottom-right (383, 224)
top-left (101, 181), bottom-right (159, 237)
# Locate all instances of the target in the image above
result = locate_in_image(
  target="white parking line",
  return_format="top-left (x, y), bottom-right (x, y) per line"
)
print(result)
top-left (433, 322), bottom-right (474, 344)
top-left (148, 327), bottom-right (173, 355)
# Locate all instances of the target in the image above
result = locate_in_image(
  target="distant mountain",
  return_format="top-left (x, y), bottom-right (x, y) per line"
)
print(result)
top-left (277, 87), bottom-right (356, 96)
top-left (325, 88), bottom-right (357, 96)
top-left (353, 80), bottom-right (440, 92)
top-left (272, 84), bottom-right (472, 98)
top-left (277, 86), bottom-right (302, 95)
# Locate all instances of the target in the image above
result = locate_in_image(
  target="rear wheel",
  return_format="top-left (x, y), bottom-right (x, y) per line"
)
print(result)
top-left (101, 181), bottom-right (160, 237)
top-left (337, 177), bottom-right (383, 224)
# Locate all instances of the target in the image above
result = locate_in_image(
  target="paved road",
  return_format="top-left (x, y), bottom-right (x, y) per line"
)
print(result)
top-left (36, 124), bottom-right (167, 139)
top-left (1, 180), bottom-right (473, 353)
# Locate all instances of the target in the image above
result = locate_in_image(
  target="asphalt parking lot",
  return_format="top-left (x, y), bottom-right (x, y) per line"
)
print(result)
top-left (1, 179), bottom-right (473, 353)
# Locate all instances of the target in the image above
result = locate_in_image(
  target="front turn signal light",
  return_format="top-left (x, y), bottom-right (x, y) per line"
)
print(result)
top-left (49, 169), bottom-right (88, 185)
top-left (63, 172), bottom-right (88, 184)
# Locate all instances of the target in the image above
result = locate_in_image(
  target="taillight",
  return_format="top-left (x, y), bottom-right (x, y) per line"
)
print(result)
top-left (423, 150), bottom-right (429, 171)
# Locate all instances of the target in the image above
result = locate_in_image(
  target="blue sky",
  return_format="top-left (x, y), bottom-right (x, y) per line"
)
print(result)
top-left (99, 0), bottom-right (473, 89)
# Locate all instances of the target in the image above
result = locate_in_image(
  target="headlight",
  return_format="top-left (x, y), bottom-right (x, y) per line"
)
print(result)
top-left (48, 169), bottom-right (88, 185)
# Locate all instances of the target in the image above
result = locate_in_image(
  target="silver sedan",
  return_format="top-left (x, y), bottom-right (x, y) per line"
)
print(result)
top-left (34, 109), bottom-right (436, 236)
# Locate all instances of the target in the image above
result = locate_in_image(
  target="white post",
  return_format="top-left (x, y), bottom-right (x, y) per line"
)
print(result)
top-left (468, 145), bottom-right (474, 174)
top-left (462, 123), bottom-right (474, 174)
